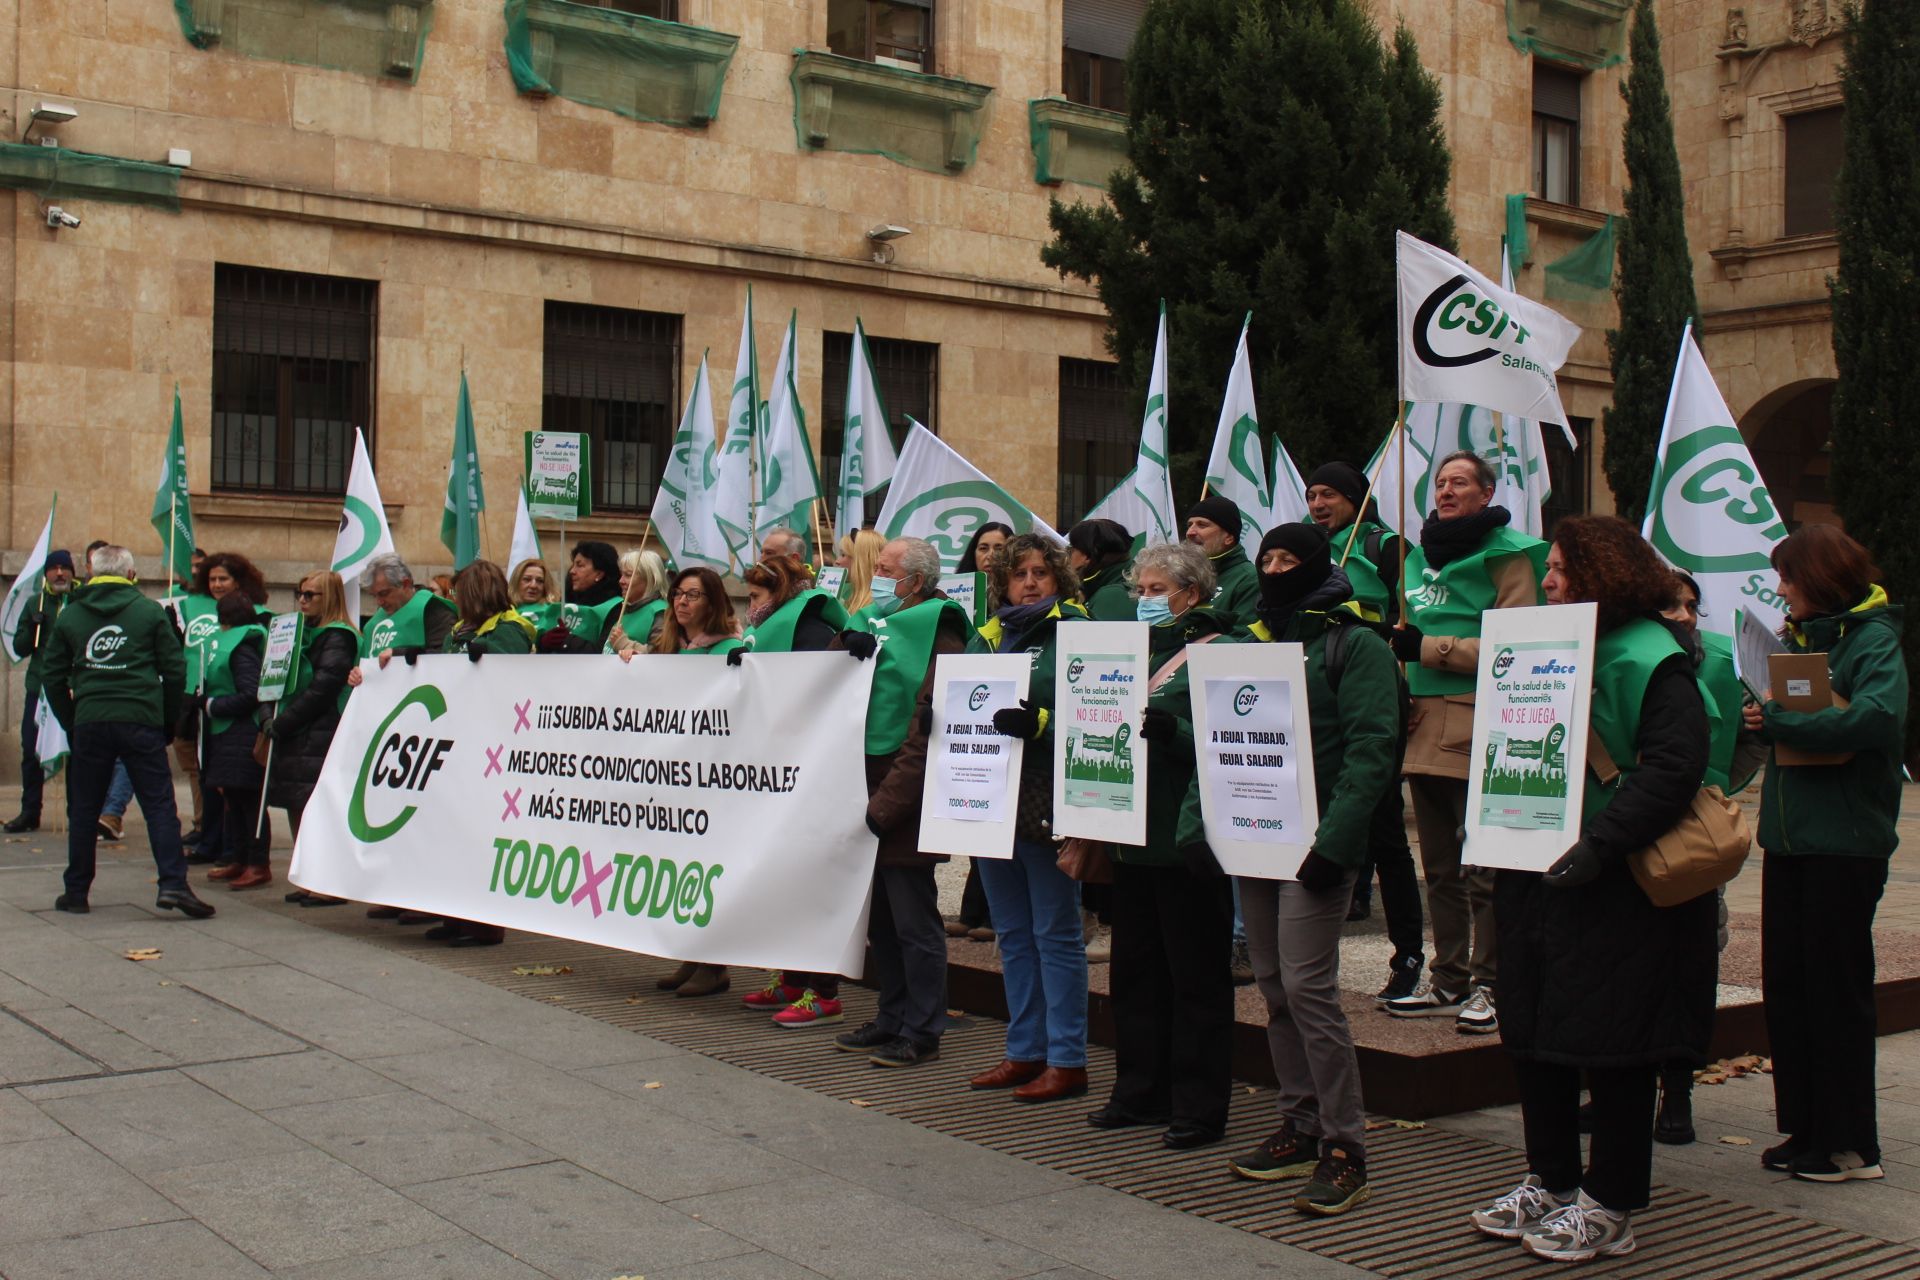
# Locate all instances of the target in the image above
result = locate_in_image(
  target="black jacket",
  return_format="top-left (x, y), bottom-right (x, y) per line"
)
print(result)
top-left (1495, 648), bottom-right (1719, 1068)
top-left (267, 627), bottom-right (357, 810)
top-left (202, 635), bottom-right (266, 790)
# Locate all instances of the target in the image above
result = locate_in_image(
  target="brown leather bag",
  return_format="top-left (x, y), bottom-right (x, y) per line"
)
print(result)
top-left (1055, 837), bottom-right (1114, 884)
top-left (1587, 733), bottom-right (1752, 907)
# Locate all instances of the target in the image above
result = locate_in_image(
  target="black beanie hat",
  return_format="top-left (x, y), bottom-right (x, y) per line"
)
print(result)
top-left (43, 549), bottom-right (73, 574)
top-left (1187, 495), bottom-right (1243, 541)
top-left (1256, 521), bottom-right (1333, 616)
top-left (1306, 461), bottom-right (1369, 512)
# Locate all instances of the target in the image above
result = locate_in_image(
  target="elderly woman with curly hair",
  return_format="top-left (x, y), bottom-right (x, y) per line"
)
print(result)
top-left (1470, 516), bottom-right (1715, 1263)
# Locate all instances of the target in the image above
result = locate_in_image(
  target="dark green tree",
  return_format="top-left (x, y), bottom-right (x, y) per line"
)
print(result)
top-left (1829, 0), bottom-right (1920, 750)
top-left (1042, 0), bottom-right (1455, 504)
top-left (1603, 0), bottom-right (1698, 524)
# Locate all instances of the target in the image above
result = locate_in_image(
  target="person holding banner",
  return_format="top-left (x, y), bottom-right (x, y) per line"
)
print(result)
top-left (1184, 496), bottom-right (1259, 623)
top-left (1744, 526), bottom-right (1907, 1185)
top-left (509, 558), bottom-right (560, 634)
top-left (6, 548), bottom-right (74, 834)
top-left (1090, 542), bottom-right (1236, 1148)
top-left (1473, 516), bottom-right (1714, 1261)
top-left (643, 567), bottom-right (745, 659)
top-left (837, 529), bottom-right (886, 614)
top-left (1385, 452), bottom-right (1546, 1034)
top-left (973, 535), bottom-right (1093, 1102)
top-left (608, 550), bottom-right (669, 654)
top-left (270, 572), bottom-right (358, 908)
top-left (359, 553), bottom-right (457, 662)
top-left (199, 592), bottom-right (273, 890)
top-left (1067, 519), bottom-right (1136, 622)
top-left (540, 540), bottom-right (622, 652)
top-left (1198, 523), bottom-right (1398, 1216)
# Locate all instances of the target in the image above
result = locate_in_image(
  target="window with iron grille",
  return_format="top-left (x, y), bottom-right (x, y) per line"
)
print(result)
top-left (1058, 357), bottom-right (1131, 527)
top-left (543, 301), bottom-right (681, 513)
top-left (1062, 0), bottom-right (1142, 112)
top-left (1532, 61), bottom-right (1583, 206)
top-left (827, 0), bottom-right (933, 71)
top-left (821, 330), bottom-right (937, 529)
top-left (1541, 416), bottom-right (1590, 538)
top-left (1783, 106), bottom-right (1844, 237)
top-left (211, 265), bottom-right (376, 497)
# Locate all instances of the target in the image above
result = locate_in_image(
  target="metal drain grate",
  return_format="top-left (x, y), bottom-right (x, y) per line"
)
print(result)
top-left (274, 906), bottom-right (1920, 1279)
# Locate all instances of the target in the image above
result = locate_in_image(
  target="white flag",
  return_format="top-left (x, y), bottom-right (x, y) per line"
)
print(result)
top-left (714, 289), bottom-right (760, 559)
top-left (510, 481), bottom-right (542, 571)
top-left (837, 319), bottom-right (899, 535)
top-left (1132, 305), bottom-right (1179, 546)
top-left (1203, 316), bottom-right (1277, 539)
top-left (1642, 322), bottom-right (1789, 637)
top-left (34, 692), bottom-right (68, 778)
top-left (2, 498), bottom-right (55, 665)
top-left (1268, 441), bottom-right (1311, 528)
top-left (650, 355), bottom-right (729, 571)
top-left (756, 311), bottom-right (824, 536)
top-left (1397, 230), bottom-right (1580, 426)
top-left (331, 428), bottom-right (394, 615)
top-left (1087, 468), bottom-right (1151, 543)
top-left (1364, 403), bottom-right (1443, 544)
top-left (875, 422), bottom-right (1063, 571)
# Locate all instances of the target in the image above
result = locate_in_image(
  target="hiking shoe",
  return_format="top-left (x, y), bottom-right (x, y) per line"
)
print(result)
top-left (1295, 1145), bottom-right (1369, 1215)
top-left (868, 1037), bottom-right (940, 1068)
top-left (1471, 1174), bottom-right (1574, 1239)
top-left (742, 973), bottom-right (804, 1011)
top-left (97, 816), bottom-right (124, 841)
top-left (1230, 939), bottom-right (1255, 986)
top-left (1229, 1121), bottom-right (1322, 1181)
top-left (1522, 1191), bottom-right (1636, 1261)
top-left (1384, 984), bottom-right (1466, 1018)
top-left (772, 990), bottom-right (844, 1028)
top-left (834, 1021), bottom-right (896, 1053)
top-left (1455, 985), bottom-right (1498, 1035)
top-left (1790, 1149), bottom-right (1885, 1182)
top-left (1374, 953), bottom-right (1423, 1005)
top-left (1761, 1135), bottom-right (1809, 1171)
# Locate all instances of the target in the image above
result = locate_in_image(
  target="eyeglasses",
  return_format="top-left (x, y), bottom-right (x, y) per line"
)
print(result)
top-left (671, 589), bottom-right (707, 602)
top-left (296, 590), bottom-right (322, 601)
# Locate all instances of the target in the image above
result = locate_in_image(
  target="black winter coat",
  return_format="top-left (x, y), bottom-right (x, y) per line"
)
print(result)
top-left (203, 635), bottom-right (266, 791)
top-left (267, 628), bottom-right (357, 810)
top-left (1495, 649), bottom-right (1719, 1068)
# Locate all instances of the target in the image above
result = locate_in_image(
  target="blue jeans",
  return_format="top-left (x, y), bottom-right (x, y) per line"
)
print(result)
top-left (65, 722), bottom-right (188, 896)
top-left (978, 838), bottom-right (1088, 1068)
top-left (1231, 878), bottom-right (1248, 945)
top-left (103, 761), bottom-right (133, 819)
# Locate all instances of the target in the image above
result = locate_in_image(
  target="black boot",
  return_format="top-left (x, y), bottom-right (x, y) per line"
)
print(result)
top-left (1655, 1066), bottom-right (1696, 1145)
top-left (3, 812), bottom-right (39, 833)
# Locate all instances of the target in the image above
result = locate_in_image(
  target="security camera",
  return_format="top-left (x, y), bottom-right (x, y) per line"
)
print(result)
top-left (45, 206), bottom-right (80, 229)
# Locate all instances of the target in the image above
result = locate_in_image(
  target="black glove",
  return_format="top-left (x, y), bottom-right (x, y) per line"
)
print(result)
top-left (918, 704), bottom-right (933, 735)
top-left (725, 646), bottom-right (745, 667)
top-left (1388, 623), bottom-right (1424, 663)
top-left (1295, 850), bottom-right (1346, 892)
top-left (403, 651), bottom-right (419, 667)
top-left (840, 630), bottom-right (878, 661)
top-left (536, 625), bottom-right (573, 655)
top-left (175, 699), bottom-right (202, 742)
top-left (1179, 840), bottom-right (1225, 879)
top-left (262, 715), bottom-right (282, 742)
top-left (1139, 707), bottom-right (1177, 744)
top-left (1543, 841), bottom-right (1602, 890)
top-left (992, 699), bottom-right (1042, 740)
top-left (467, 641), bottom-right (485, 663)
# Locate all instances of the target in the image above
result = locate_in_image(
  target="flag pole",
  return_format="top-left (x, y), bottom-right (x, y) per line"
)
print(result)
top-left (810, 498), bottom-right (830, 572)
top-left (168, 493), bottom-right (177, 591)
top-left (1395, 399), bottom-right (1409, 629)
top-left (1337, 411), bottom-right (1403, 571)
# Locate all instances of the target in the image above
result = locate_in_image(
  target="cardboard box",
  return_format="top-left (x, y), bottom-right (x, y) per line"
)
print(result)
top-left (1768, 652), bottom-right (1853, 767)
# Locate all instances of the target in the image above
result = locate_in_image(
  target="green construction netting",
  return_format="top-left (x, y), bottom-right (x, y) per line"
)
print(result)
top-left (0, 143), bottom-right (180, 212)
top-left (1506, 192), bottom-right (1530, 266)
top-left (1028, 98), bottom-right (1129, 187)
top-left (791, 52), bottom-right (991, 174)
top-left (1545, 214), bottom-right (1617, 301)
top-left (172, 0), bottom-right (433, 83)
top-left (1505, 0), bottom-right (1628, 71)
top-left (504, 0), bottom-right (737, 127)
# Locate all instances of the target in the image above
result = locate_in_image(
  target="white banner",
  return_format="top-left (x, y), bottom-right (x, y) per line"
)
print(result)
top-left (290, 654), bottom-right (878, 974)
top-left (1186, 642), bottom-right (1320, 880)
top-left (918, 654), bottom-right (1031, 858)
top-left (1464, 603), bottom-right (1596, 872)
top-left (1052, 621), bottom-right (1148, 845)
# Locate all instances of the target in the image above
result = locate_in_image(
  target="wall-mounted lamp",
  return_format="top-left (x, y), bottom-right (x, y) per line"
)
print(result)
top-left (867, 224), bottom-right (911, 265)
top-left (22, 101), bottom-right (78, 145)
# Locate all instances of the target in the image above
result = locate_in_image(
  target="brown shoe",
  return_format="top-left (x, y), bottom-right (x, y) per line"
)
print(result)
top-left (656, 960), bottom-right (699, 991)
top-left (1012, 1066), bottom-right (1090, 1103)
top-left (676, 965), bottom-right (731, 998)
top-left (943, 919), bottom-right (968, 938)
top-left (207, 863), bottom-right (244, 881)
top-left (970, 1059), bottom-right (1047, 1090)
top-left (966, 926), bottom-right (995, 942)
top-left (228, 866), bottom-right (272, 890)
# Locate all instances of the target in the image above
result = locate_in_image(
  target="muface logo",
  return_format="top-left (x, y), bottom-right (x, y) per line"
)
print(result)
top-left (85, 626), bottom-right (128, 666)
top-left (349, 685), bottom-right (454, 842)
top-left (968, 684), bottom-right (992, 712)
top-left (1412, 274), bottom-right (1535, 369)
top-left (1233, 684), bottom-right (1259, 716)
top-left (1491, 647), bottom-right (1516, 679)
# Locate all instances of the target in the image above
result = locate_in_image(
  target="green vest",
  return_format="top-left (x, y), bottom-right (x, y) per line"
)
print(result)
top-left (173, 594), bottom-right (220, 690)
top-left (517, 602), bottom-right (562, 635)
top-left (681, 636), bottom-right (745, 656)
top-left (858, 597), bottom-right (972, 755)
top-left (607, 598), bottom-right (667, 654)
top-left (205, 624), bottom-right (268, 736)
top-left (1698, 629), bottom-right (1751, 793)
top-left (1402, 527), bottom-right (1548, 695)
top-left (1333, 520), bottom-right (1394, 623)
top-left (361, 591), bottom-right (455, 658)
top-left (747, 589), bottom-right (850, 654)
top-left (561, 598), bottom-right (623, 649)
top-left (287, 620), bottom-right (359, 715)
top-left (1582, 617), bottom-right (1685, 821)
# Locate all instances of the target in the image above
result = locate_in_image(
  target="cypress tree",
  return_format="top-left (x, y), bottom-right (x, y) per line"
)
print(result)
top-left (1603, 0), bottom-right (1698, 525)
top-left (1829, 0), bottom-right (1920, 749)
top-left (1042, 0), bottom-right (1455, 498)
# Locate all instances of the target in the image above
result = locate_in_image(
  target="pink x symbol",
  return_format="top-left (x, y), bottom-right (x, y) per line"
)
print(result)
top-left (484, 745), bottom-right (504, 778)
top-left (570, 851), bottom-right (614, 917)
top-left (501, 788), bottom-right (522, 820)
top-left (513, 700), bottom-right (532, 734)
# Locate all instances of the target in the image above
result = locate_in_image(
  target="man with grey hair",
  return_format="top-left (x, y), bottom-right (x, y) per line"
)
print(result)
top-left (759, 528), bottom-right (813, 577)
top-left (359, 552), bottom-right (455, 659)
top-left (40, 545), bottom-right (214, 918)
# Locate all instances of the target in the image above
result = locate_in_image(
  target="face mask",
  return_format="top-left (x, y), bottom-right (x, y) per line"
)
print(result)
top-left (867, 576), bottom-right (903, 616)
top-left (1136, 594), bottom-right (1174, 626)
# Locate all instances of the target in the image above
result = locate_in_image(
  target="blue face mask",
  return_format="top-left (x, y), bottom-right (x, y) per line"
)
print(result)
top-left (1136, 594), bottom-right (1174, 626)
top-left (868, 576), bottom-right (902, 616)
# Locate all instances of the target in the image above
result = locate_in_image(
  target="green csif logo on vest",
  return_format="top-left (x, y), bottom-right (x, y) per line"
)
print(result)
top-left (348, 685), bottom-right (455, 842)
top-left (184, 613), bottom-right (219, 648)
top-left (1646, 424), bottom-right (1788, 574)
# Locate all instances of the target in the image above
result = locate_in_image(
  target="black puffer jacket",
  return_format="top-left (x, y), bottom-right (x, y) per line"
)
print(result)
top-left (1495, 645), bottom-right (1719, 1068)
top-left (202, 635), bottom-right (266, 791)
top-left (267, 627), bottom-right (358, 810)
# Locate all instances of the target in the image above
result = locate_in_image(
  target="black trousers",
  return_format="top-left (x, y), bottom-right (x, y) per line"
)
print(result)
top-left (1515, 1059), bottom-right (1657, 1212)
top-left (867, 862), bottom-right (948, 1046)
top-left (65, 722), bottom-right (188, 896)
top-left (960, 860), bottom-right (992, 928)
top-left (218, 787), bottom-right (272, 867)
top-left (1357, 781), bottom-right (1425, 960)
top-left (18, 698), bottom-right (42, 818)
top-left (1763, 851), bottom-right (1888, 1155)
top-left (1108, 860), bottom-right (1235, 1131)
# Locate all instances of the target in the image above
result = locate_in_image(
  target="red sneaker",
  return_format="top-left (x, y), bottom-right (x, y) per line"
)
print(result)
top-left (772, 990), bottom-right (844, 1028)
top-left (742, 973), bottom-right (804, 1011)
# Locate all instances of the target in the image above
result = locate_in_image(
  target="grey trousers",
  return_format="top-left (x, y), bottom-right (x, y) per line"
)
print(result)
top-left (867, 862), bottom-right (949, 1046)
top-left (1407, 773), bottom-right (1497, 995)
top-left (1238, 872), bottom-right (1366, 1153)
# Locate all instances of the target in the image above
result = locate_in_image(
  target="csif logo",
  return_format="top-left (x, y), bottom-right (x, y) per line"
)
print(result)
top-left (185, 614), bottom-right (219, 647)
top-left (85, 626), bottom-right (128, 664)
top-left (968, 683), bottom-right (992, 712)
top-left (1232, 684), bottom-right (1259, 716)
top-left (349, 685), bottom-right (456, 842)
top-left (1646, 424), bottom-right (1787, 573)
top-left (1065, 657), bottom-right (1086, 682)
top-left (1490, 647), bottom-right (1516, 678)
top-left (1412, 274), bottom-right (1534, 369)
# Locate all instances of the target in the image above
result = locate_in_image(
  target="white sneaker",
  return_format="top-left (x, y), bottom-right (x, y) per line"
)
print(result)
top-left (1455, 985), bottom-right (1498, 1035)
top-left (1790, 1149), bottom-right (1886, 1182)
top-left (1521, 1190), bottom-right (1636, 1261)
top-left (1383, 984), bottom-right (1465, 1018)
top-left (1470, 1174), bottom-right (1573, 1239)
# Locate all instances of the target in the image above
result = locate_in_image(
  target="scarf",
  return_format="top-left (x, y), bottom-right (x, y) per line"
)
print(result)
top-left (994, 596), bottom-right (1059, 653)
top-left (1418, 505), bottom-right (1513, 570)
top-left (1257, 566), bottom-right (1354, 639)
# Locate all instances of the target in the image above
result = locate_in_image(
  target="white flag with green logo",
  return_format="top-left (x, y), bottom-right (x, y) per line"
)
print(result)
top-left (713, 289), bottom-right (760, 559)
top-left (34, 693), bottom-right (67, 779)
top-left (331, 428), bottom-right (394, 594)
top-left (650, 354), bottom-right (729, 571)
top-left (510, 479), bottom-right (542, 572)
top-left (836, 318), bottom-right (898, 534)
top-left (1642, 322), bottom-right (1788, 638)
top-left (1397, 231), bottom-right (1580, 426)
top-left (2, 498), bottom-right (54, 665)
top-left (1087, 468), bottom-right (1150, 545)
top-left (755, 310), bottom-right (824, 537)
top-left (1130, 306), bottom-right (1179, 546)
top-left (875, 422), bottom-right (1062, 571)
top-left (1364, 404), bottom-right (1442, 543)
top-left (1268, 442), bottom-right (1311, 529)
top-left (1204, 315), bottom-right (1278, 539)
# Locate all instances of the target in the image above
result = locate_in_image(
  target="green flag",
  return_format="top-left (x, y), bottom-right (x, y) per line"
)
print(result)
top-left (150, 386), bottom-right (194, 584)
top-left (441, 372), bottom-right (486, 569)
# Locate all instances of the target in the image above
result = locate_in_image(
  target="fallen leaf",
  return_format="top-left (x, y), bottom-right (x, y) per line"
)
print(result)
top-left (625, 996), bottom-right (642, 1004)
top-left (157, 980), bottom-right (174, 987)
top-left (850, 1099), bottom-right (874, 1108)
top-left (643, 1082), bottom-right (663, 1090)
top-left (511, 964), bottom-right (573, 977)
top-left (1389, 1119), bottom-right (1427, 1130)
top-left (1718, 1136), bottom-right (1753, 1146)
top-left (124, 948), bottom-right (163, 962)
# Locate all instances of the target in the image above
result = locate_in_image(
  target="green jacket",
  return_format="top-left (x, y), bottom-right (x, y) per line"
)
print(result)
top-left (446, 609), bottom-right (536, 656)
top-left (1079, 558), bottom-right (1136, 622)
top-left (1118, 605), bottom-right (1235, 866)
top-left (9, 586), bottom-right (68, 697)
top-left (1757, 588), bottom-right (1908, 858)
top-left (41, 577), bottom-right (186, 731)
top-left (1209, 545), bottom-right (1260, 624)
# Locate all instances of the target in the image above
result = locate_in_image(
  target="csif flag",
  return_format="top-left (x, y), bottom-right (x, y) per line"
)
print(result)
top-left (332, 428), bottom-right (395, 592)
top-left (510, 478), bottom-right (542, 571)
top-left (874, 422), bottom-right (1062, 571)
top-left (1203, 315), bottom-right (1278, 539)
top-left (1131, 304), bottom-right (1179, 546)
top-left (440, 372), bottom-right (487, 569)
top-left (713, 287), bottom-right (760, 559)
top-left (34, 693), bottom-right (68, 778)
top-left (1, 497), bottom-right (55, 664)
top-left (836, 318), bottom-right (898, 535)
top-left (650, 354), bottom-right (729, 571)
top-left (756, 310), bottom-right (824, 537)
top-left (150, 386), bottom-right (195, 584)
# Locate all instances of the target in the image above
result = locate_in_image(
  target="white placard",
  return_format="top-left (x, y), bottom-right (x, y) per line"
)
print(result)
top-left (937, 572), bottom-right (987, 625)
top-left (815, 566), bottom-right (847, 598)
top-left (1463, 602), bottom-right (1597, 872)
top-left (1186, 642), bottom-right (1320, 879)
top-left (291, 653), bottom-right (877, 974)
top-left (1052, 620), bottom-right (1149, 845)
top-left (917, 654), bottom-right (1031, 858)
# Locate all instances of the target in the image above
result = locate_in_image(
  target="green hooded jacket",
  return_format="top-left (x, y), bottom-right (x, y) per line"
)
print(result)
top-left (1079, 558), bottom-right (1136, 622)
top-left (1117, 604), bottom-right (1235, 866)
top-left (40, 577), bottom-right (186, 731)
top-left (1208, 544), bottom-right (1260, 624)
top-left (10, 586), bottom-right (68, 697)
